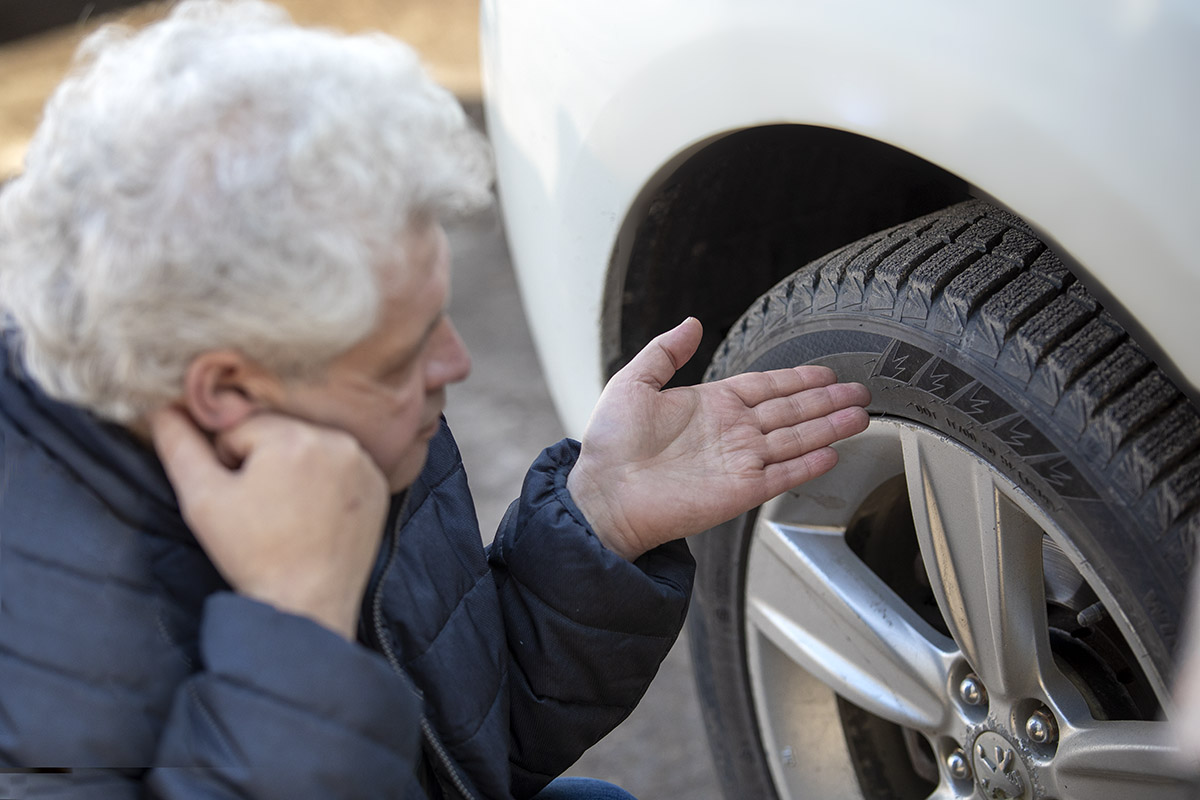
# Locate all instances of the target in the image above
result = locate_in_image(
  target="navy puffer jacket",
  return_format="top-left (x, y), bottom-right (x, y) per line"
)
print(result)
top-left (0, 346), bottom-right (695, 798)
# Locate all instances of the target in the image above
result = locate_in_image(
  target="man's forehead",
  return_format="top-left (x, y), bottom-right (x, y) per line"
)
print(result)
top-left (379, 226), bottom-right (447, 296)
top-left (367, 225), bottom-right (449, 340)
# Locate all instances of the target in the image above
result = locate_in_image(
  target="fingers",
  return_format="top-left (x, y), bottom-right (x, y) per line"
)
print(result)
top-left (763, 405), bottom-right (870, 465)
top-left (724, 365), bottom-right (838, 407)
top-left (753, 380), bottom-right (871, 432)
top-left (212, 412), bottom-right (290, 468)
top-left (212, 411), bottom-right (344, 468)
top-left (758, 407), bottom-right (867, 498)
top-left (149, 406), bottom-right (225, 495)
top-left (617, 317), bottom-right (703, 390)
top-left (763, 446), bottom-right (842, 496)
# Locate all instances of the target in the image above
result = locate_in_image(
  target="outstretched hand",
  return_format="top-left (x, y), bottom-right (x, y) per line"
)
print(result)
top-left (567, 317), bottom-right (870, 561)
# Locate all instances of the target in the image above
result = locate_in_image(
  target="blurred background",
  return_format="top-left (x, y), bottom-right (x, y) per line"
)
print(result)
top-left (0, 2), bottom-right (722, 798)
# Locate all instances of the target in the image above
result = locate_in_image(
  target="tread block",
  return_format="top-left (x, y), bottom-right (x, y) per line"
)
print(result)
top-left (786, 266), bottom-right (821, 316)
top-left (1028, 249), bottom-right (1071, 289)
top-left (917, 209), bottom-right (982, 244)
top-left (1144, 451), bottom-right (1200, 530)
top-left (998, 291), bottom-right (1098, 384)
top-left (1112, 401), bottom-right (1200, 498)
top-left (813, 241), bottom-right (866, 311)
top-left (1055, 340), bottom-right (1150, 438)
top-left (933, 254), bottom-right (1020, 335)
top-left (1093, 371), bottom-right (1181, 463)
top-left (867, 237), bottom-right (946, 313)
top-left (1029, 315), bottom-right (1124, 406)
top-left (834, 235), bottom-right (908, 310)
top-left (968, 271), bottom-right (1060, 362)
top-left (991, 228), bottom-right (1044, 267)
top-left (899, 244), bottom-right (983, 323)
top-left (980, 204), bottom-right (1035, 234)
top-left (953, 216), bottom-right (1007, 252)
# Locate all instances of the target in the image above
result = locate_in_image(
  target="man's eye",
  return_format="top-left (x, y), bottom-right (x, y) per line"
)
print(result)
top-left (380, 357), bottom-right (415, 382)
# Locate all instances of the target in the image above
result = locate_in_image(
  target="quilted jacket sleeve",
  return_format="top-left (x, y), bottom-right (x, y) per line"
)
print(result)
top-left (147, 593), bottom-right (425, 798)
top-left (0, 595), bottom-right (426, 799)
top-left (487, 438), bottom-right (696, 798)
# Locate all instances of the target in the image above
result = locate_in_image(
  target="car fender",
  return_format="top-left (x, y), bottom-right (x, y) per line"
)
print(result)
top-left (482, 0), bottom-right (1200, 435)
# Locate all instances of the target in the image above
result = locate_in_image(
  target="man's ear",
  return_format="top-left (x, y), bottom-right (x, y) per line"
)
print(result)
top-left (182, 350), bottom-right (281, 433)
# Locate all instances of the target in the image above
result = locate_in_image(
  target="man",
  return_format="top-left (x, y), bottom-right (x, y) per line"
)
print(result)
top-left (0, 2), bottom-right (870, 797)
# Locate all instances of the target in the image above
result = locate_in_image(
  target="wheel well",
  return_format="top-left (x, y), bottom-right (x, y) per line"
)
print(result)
top-left (604, 125), bottom-right (970, 385)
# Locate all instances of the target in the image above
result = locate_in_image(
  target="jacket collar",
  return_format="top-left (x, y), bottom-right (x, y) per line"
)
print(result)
top-left (0, 334), bottom-right (192, 541)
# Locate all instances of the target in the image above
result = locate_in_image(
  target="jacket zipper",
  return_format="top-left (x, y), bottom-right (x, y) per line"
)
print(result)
top-left (370, 498), bottom-right (477, 800)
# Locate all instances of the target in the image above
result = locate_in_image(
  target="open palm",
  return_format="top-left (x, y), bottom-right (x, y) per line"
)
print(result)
top-left (566, 318), bottom-right (871, 560)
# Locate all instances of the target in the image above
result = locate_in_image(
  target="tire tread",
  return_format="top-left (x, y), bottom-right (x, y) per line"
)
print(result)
top-left (717, 198), bottom-right (1199, 553)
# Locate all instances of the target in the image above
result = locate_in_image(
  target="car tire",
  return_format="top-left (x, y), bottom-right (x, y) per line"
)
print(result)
top-left (687, 200), bottom-right (1200, 800)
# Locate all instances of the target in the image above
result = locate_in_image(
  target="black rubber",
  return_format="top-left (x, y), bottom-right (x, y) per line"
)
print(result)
top-left (687, 199), bottom-right (1200, 800)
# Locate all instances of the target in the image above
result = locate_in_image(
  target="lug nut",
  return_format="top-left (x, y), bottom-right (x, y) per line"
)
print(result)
top-left (946, 747), bottom-right (971, 781)
top-left (1026, 708), bottom-right (1059, 744)
top-left (1076, 601), bottom-right (1107, 628)
top-left (959, 674), bottom-right (987, 707)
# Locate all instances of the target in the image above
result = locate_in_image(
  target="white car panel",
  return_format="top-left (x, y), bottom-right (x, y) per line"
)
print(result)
top-left (482, 0), bottom-right (1200, 436)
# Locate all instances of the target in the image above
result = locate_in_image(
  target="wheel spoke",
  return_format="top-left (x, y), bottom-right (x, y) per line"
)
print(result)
top-left (745, 505), bottom-right (956, 733)
top-left (1051, 719), bottom-right (1197, 799)
top-left (900, 427), bottom-right (1052, 700)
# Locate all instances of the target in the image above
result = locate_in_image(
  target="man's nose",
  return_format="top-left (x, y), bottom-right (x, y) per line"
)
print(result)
top-left (428, 317), bottom-right (471, 388)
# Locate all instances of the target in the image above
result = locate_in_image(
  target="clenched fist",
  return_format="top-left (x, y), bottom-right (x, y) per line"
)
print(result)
top-left (151, 408), bottom-right (390, 639)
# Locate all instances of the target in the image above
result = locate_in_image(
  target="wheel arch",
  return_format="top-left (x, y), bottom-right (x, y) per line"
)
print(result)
top-left (601, 125), bottom-right (1200, 406)
top-left (601, 124), bottom-right (972, 386)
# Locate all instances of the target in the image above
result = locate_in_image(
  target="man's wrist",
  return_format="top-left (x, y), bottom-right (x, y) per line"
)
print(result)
top-left (239, 581), bottom-right (361, 641)
top-left (565, 463), bottom-right (643, 562)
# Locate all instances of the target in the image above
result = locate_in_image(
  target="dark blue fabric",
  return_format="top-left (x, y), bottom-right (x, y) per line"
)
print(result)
top-left (0, 342), bottom-right (695, 799)
top-left (532, 777), bottom-right (637, 800)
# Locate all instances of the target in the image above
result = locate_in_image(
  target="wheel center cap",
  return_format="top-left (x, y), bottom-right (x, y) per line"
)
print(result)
top-left (972, 731), bottom-right (1032, 799)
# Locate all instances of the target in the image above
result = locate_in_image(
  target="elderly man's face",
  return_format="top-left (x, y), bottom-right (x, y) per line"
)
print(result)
top-left (273, 219), bottom-right (471, 492)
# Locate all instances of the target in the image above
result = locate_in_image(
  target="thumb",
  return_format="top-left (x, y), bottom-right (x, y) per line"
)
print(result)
top-left (150, 405), bottom-right (226, 494)
top-left (618, 317), bottom-right (703, 391)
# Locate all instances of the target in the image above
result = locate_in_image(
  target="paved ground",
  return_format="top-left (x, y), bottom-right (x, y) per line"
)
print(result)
top-left (0, 4), bottom-right (725, 798)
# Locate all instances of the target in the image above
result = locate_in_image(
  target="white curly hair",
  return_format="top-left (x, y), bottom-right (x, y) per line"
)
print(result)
top-left (0, 0), bottom-right (492, 423)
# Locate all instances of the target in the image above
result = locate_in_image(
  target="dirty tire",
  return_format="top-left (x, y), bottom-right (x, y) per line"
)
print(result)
top-left (687, 199), bottom-right (1200, 800)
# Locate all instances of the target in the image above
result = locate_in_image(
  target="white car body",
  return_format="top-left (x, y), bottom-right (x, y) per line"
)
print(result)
top-left (481, 0), bottom-right (1200, 438)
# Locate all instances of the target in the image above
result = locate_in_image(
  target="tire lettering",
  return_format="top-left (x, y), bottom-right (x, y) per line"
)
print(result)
top-left (873, 338), bottom-right (1098, 502)
top-left (945, 416), bottom-right (978, 444)
top-left (907, 402), bottom-right (939, 421)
